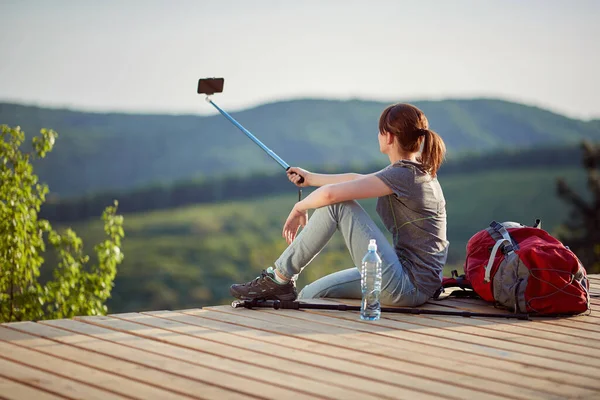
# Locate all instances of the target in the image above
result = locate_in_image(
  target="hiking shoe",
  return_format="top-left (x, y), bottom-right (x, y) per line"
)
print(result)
top-left (230, 268), bottom-right (298, 301)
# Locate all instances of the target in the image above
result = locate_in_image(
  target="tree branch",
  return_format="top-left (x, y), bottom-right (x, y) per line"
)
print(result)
top-left (556, 178), bottom-right (593, 217)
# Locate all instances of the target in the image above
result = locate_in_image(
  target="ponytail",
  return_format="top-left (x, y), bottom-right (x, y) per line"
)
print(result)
top-left (420, 129), bottom-right (446, 177)
top-left (378, 103), bottom-right (447, 176)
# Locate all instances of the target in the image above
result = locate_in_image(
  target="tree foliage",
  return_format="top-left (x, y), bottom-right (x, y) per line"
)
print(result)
top-left (0, 125), bottom-right (124, 322)
top-left (556, 141), bottom-right (600, 273)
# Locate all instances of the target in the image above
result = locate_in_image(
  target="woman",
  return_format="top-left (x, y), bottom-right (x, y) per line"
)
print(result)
top-left (230, 103), bottom-right (448, 306)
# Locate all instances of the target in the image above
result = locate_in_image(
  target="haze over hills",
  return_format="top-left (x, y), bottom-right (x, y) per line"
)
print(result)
top-left (1, 98), bottom-right (599, 196)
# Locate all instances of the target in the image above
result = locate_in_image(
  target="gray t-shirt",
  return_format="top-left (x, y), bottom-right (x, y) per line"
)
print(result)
top-left (375, 160), bottom-right (449, 297)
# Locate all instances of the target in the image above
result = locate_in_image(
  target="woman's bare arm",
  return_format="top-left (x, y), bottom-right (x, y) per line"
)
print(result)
top-left (296, 175), bottom-right (392, 212)
top-left (287, 167), bottom-right (367, 187)
top-left (282, 175), bottom-right (393, 243)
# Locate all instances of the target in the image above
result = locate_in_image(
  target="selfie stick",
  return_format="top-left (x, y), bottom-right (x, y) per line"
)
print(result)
top-left (205, 98), bottom-right (291, 171)
top-left (205, 98), bottom-right (303, 201)
top-left (198, 78), bottom-right (303, 201)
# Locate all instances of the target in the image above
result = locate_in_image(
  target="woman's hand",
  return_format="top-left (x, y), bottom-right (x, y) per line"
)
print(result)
top-left (287, 167), bottom-right (311, 187)
top-left (282, 204), bottom-right (308, 244)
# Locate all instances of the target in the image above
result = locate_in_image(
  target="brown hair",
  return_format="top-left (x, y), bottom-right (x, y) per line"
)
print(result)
top-left (378, 103), bottom-right (446, 177)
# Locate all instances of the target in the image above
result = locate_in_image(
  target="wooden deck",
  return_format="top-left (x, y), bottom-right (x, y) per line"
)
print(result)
top-left (1, 275), bottom-right (599, 400)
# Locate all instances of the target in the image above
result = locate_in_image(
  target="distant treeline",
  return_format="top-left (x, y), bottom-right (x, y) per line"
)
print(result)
top-left (41, 145), bottom-right (582, 223)
top-left (4, 98), bottom-right (600, 197)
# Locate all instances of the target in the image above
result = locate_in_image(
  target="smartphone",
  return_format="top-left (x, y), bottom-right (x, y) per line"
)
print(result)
top-left (197, 78), bottom-right (224, 95)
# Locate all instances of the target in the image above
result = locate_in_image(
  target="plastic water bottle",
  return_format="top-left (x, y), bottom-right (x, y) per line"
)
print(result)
top-left (361, 239), bottom-right (382, 321)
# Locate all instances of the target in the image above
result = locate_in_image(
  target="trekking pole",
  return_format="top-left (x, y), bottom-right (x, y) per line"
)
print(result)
top-left (231, 299), bottom-right (530, 320)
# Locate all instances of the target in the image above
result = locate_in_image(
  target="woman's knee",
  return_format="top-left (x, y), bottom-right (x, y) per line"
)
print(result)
top-left (298, 280), bottom-right (336, 300)
top-left (333, 200), bottom-right (361, 211)
top-left (297, 287), bottom-right (310, 300)
top-left (299, 268), bottom-right (362, 300)
top-left (309, 201), bottom-right (361, 224)
top-left (327, 200), bottom-right (363, 219)
top-left (298, 283), bottom-right (321, 300)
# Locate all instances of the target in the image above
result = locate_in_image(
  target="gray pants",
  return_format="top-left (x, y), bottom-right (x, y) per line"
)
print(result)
top-left (274, 201), bottom-right (429, 307)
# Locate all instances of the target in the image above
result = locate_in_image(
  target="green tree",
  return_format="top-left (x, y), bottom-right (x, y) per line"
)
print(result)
top-left (0, 125), bottom-right (124, 322)
top-left (556, 140), bottom-right (600, 273)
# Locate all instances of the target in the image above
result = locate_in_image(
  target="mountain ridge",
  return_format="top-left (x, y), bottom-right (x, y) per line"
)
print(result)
top-left (1, 98), bottom-right (599, 196)
top-left (2, 96), bottom-right (594, 121)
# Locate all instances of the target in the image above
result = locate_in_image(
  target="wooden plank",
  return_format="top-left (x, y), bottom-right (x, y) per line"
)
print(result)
top-left (589, 298), bottom-right (600, 307)
top-left (537, 317), bottom-right (600, 333)
top-left (378, 313), bottom-right (600, 358)
top-left (101, 312), bottom-right (448, 400)
top-left (223, 306), bottom-right (600, 374)
top-left (5, 321), bottom-right (278, 400)
top-left (339, 297), bottom-right (600, 338)
top-left (302, 299), bottom-right (600, 355)
top-left (555, 313), bottom-right (600, 324)
top-left (74, 314), bottom-right (384, 400)
top-left (430, 297), bottom-right (600, 327)
top-left (0, 339), bottom-right (146, 400)
top-left (421, 314), bottom-right (600, 349)
top-left (442, 297), bottom-right (600, 324)
top-left (333, 298), bottom-right (600, 345)
top-left (254, 310), bottom-right (597, 376)
top-left (203, 305), bottom-right (600, 392)
top-left (0, 356), bottom-right (127, 400)
top-left (426, 298), bottom-right (516, 314)
top-left (191, 307), bottom-right (598, 398)
top-left (0, 326), bottom-right (191, 400)
top-left (0, 376), bottom-right (64, 400)
top-left (40, 318), bottom-right (313, 400)
top-left (578, 313), bottom-right (600, 320)
top-left (437, 298), bottom-right (598, 324)
top-left (342, 296), bottom-right (506, 315)
top-left (137, 310), bottom-right (546, 400)
top-left (432, 295), bottom-right (597, 314)
top-left (494, 315), bottom-right (600, 339)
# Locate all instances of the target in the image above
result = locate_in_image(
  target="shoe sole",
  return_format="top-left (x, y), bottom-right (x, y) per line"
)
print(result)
top-left (231, 289), bottom-right (297, 302)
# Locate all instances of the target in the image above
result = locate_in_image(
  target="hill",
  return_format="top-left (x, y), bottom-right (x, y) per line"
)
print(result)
top-left (40, 143), bottom-right (584, 223)
top-left (56, 165), bottom-right (586, 313)
top-left (2, 99), bottom-right (599, 196)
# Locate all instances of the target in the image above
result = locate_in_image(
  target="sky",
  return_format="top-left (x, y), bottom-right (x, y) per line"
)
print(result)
top-left (1, 0), bottom-right (599, 119)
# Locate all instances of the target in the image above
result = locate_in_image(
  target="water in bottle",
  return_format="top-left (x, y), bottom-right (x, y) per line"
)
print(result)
top-left (361, 239), bottom-right (382, 321)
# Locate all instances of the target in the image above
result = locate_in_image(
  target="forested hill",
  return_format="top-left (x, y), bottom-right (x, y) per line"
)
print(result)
top-left (1, 99), bottom-right (599, 196)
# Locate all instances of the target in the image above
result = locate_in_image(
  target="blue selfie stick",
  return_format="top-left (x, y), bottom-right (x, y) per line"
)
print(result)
top-left (205, 97), bottom-right (290, 170)
top-left (204, 97), bottom-right (304, 187)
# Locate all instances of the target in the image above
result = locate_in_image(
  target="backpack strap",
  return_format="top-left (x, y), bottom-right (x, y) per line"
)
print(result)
top-left (433, 270), bottom-right (479, 300)
top-left (486, 221), bottom-right (519, 252)
top-left (484, 238), bottom-right (513, 283)
top-left (483, 221), bottom-right (519, 283)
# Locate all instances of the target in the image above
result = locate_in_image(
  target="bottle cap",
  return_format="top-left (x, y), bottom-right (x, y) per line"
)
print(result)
top-left (368, 239), bottom-right (377, 251)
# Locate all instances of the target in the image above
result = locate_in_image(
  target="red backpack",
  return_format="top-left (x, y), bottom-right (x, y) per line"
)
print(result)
top-left (440, 220), bottom-right (590, 315)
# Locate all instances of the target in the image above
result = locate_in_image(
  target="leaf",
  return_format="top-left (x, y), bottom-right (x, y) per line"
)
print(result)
top-left (0, 125), bottom-right (125, 322)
